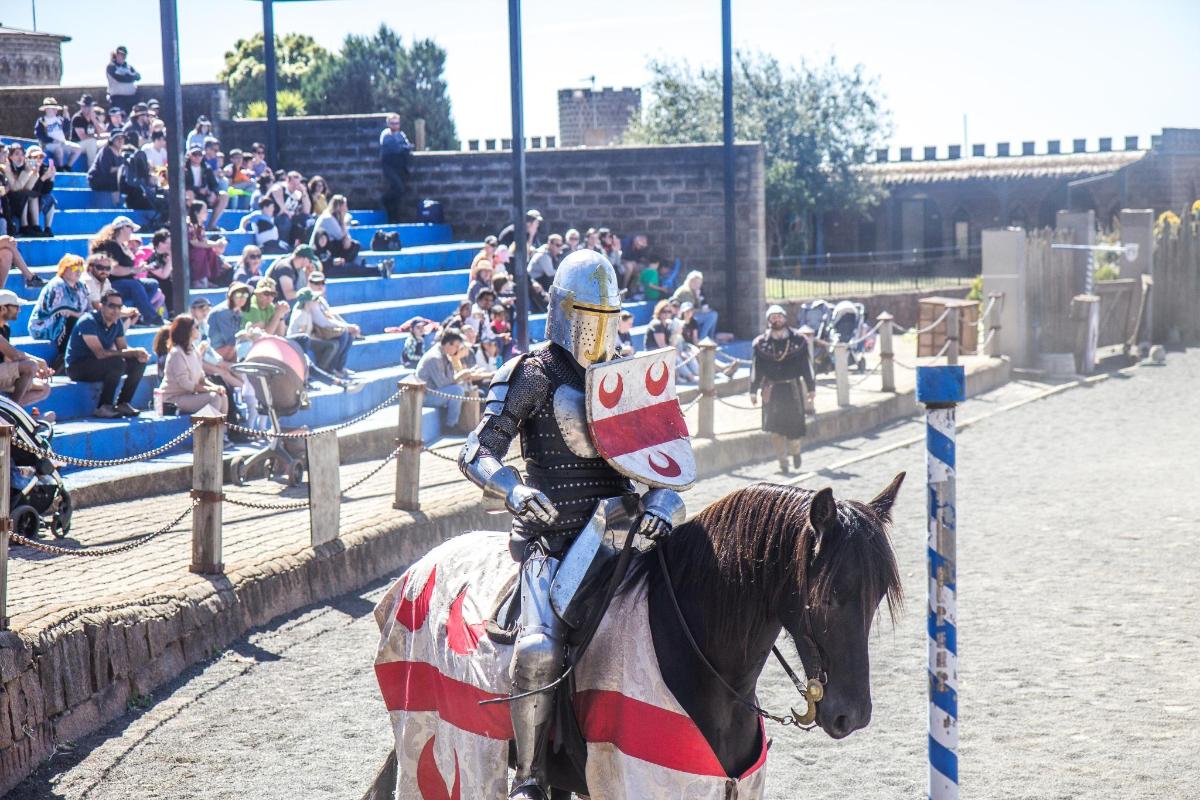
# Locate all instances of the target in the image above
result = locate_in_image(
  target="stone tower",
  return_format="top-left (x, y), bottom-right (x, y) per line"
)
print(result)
top-left (0, 25), bottom-right (70, 87)
top-left (557, 86), bottom-right (641, 147)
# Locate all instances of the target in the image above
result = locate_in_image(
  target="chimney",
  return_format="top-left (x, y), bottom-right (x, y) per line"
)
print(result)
top-left (1124, 135), bottom-right (1138, 150)
top-left (900, 147), bottom-right (913, 161)
top-left (1021, 141), bottom-right (1035, 156)
top-left (924, 146), bottom-right (937, 160)
top-left (875, 147), bottom-right (889, 162)
top-left (1073, 138), bottom-right (1087, 153)
top-left (1047, 139), bottom-right (1061, 155)
top-left (972, 143), bottom-right (986, 157)
top-left (1098, 137), bottom-right (1112, 152)
top-left (948, 144), bottom-right (961, 160)
top-left (996, 142), bottom-right (1010, 157)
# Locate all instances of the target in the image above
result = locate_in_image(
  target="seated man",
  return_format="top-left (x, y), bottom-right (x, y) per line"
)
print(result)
top-left (670, 269), bottom-right (719, 341)
top-left (240, 278), bottom-right (290, 342)
top-left (65, 289), bottom-right (149, 418)
top-left (0, 289), bottom-right (52, 407)
top-left (415, 328), bottom-right (472, 431)
top-left (264, 244), bottom-right (317, 304)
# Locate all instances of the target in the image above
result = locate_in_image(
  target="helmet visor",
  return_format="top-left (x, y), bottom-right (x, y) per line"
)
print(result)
top-left (571, 301), bottom-right (620, 364)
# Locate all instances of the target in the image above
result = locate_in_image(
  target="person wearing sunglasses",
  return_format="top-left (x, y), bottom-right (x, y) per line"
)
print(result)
top-left (29, 255), bottom-right (91, 372)
top-left (64, 288), bottom-right (149, 418)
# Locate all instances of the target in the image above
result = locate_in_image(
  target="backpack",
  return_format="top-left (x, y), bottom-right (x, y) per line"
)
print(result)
top-left (418, 199), bottom-right (444, 224)
top-left (371, 230), bottom-right (403, 252)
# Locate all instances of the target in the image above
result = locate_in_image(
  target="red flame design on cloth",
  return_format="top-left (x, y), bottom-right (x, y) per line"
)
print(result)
top-left (446, 586), bottom-right (487, 655)
top-left (396, 567), bottom-right (437, 632)
top-left (599, 372), bottom-right (624, 408)
top-left (645, 361), bottom-right (669, 396)
top-left (417, 736), bottom-right (461, 800)
top-left (648, 450), bottom-right (682, 478)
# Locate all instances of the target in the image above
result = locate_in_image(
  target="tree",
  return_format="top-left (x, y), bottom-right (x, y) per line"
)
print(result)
top-left (218, 33), bottom-right (328, 117)
top-left (626, 52), bottom-right (891, 257)
top-left (301, 25), bottom-right (458, 150)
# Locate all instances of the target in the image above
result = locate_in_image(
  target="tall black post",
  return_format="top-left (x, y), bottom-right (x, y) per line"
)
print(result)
top-left (721, 0), bottom-right (737, 333)
top-left (262, 0), bottom-right (280, 168)
top-left (508, 0), bottom-right (530, 352)
top-left (159, 0), bottom-right (189, 314)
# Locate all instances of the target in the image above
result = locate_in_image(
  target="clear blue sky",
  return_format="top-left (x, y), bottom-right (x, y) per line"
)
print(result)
top-left (5, 0), bottom-right (1199, 150)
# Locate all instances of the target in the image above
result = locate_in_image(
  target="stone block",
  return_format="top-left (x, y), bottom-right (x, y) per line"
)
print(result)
top-left (0, 634), bottom-right (30, 684)
top-left (131, 642), bottom-right (185, 698)
top-left (96, 679), bottom-right (131, 726)
top-left (107, 623), bottom-right (130, 678)
top-left (83, 620), bottom-right (111, 693)
top-left (145, 616), bottom-right (174, 659)
top-left (52, 696), bottom-right (100, 743)
top-left (19, 669), bottom-right (45, 727)
top-left (124, 621), bottom-right (151, 670)
top-left (0, 686), bottom-right (13, 748)
top-left (61, 630), bottom-right (93, 709)
top-left (36, 643), bottom-right (66, 717)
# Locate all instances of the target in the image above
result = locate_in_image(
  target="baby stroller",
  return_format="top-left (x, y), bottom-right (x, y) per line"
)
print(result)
top-left (821, 300), bottom-right (870, 373)
top-left (798, 300), bottom-right (836, 373)
top-left (229, 336), bottom-right (310, 487)
top-left (0, 396), bottom-right (73, 539)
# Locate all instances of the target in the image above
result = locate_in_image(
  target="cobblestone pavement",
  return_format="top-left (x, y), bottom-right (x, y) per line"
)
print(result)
top-left (15, 350), bottom-right (1195, 799)
top-left (5, 336), bottom-right (958, 635)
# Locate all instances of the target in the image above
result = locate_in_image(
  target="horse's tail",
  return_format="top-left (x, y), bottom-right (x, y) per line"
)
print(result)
top-left (361, 751), bottom-right (397, 800)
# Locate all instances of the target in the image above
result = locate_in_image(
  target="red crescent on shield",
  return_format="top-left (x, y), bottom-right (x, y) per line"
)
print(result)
top-left (645, 361), bottom-right (669, 396)
top-left (599, 373), bottom-right (624, 408)
top-left (648, 450), bottom-right (682, 478)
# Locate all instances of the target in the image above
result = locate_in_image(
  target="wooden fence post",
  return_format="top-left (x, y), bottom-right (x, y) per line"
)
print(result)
top-left (190, 412), bottom-right (224, 574)
top-left (306, 430), bottom-right (341, 547)
top-left (1071, 294), bottom-right (1100, 375)
top-left (0, 423), bottom-right (10, 630)
top-left (946, 305), bottom-right (960, 365)
top-left (877, 312), bottom-right (896, 393)
top-left (986, 292), bottom-right (1004, 357)
top-left (697, 339), bottom-right (717, 438)
top-left (394, 379), bottom-right (426, 511)
top-left (834, 343), bottom-right (851, 407)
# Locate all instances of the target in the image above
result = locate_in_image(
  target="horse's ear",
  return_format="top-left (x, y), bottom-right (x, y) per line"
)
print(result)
top-left (868, 472), bottom-right (906, 521)
top-left (806, 487), bottom-right (837, 554)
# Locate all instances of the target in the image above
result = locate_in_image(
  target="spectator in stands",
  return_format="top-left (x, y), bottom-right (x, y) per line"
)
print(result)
top-left (674, 302), bottom-right (701, 384)
top-left (464, 289), bottom-right (495, 340)
top-left (33, 99), bottom-right (82, 171)
top-left (247, 143), bottom-right (269, 179)
top-left (471, 332), bottom-right (503, 375)
top-left (400, 318), bottom-right (431, 367)
top-left (91, 218), bottom-right (165, 325)
top-left (140, 128), bottom-right (167, 171)
top-left (564, 228), bottom-right (581, 252)
top-left (585, 227), bottom-right (601, 252)
top-left (311, 194), bottom-right (381, 278)
top-left (264, 244), bottom-right (317, 303)
top-left (269, 171), bottom-right (312, 248)
top-left (106, 105), bottom-right (127, 135)
top-left (155, 314), bottom-right (228, 417)
top-left (467, 261), bottom-right (493, 305)
top-left (0, 289), bottom-right (52, 406)
top-left (225, 149), bottom-right (255, 210)
top-left (441, 300), bottom-right (471, 332)
top-left (231, 245), bottom-right (264, 287)
top-left (187, 201), bottom-right (228, 289)
top-left (187, 295), bottom-right (247, 423)
top-left (105, 46), bottom-right (141, 111)
top-left (207, 282), bottom-right (251, 362)
top-left (70, 95), bottom-right (102, 170)
top-left (644, 299), bottom-right (674, 351)
top-left (622, 233), bottom-right (651, 292)
top-left (0, 148), bottom-right (10, 236)
top-left (91, 106), bottom-right (110, 141)
top-left (307, 176), bottom-right (330, 216)
top-left (491, 244), bottom-right (511, 274)
top-left (640, 257), bottom-right (671, 302)
top-left (528, 233), bottom-right (563, 293)
top-left (238, 196), bottom-right (286, 255)
top-left (242, 277), bottom-right (290, 338)
top-left (287, 273), bottom-right (358, 379)
top-left (88, 130), bottom-right (126, 193)
top-left (3, 143), bottom-right (41, 236)
top-left (24, 147), bottom-right (57, 236)
top-left (416, 328), bottom-right (471, 430)
top-left (125, 103), bottom-right (153, 148)
top-left (118, 139), bottom-right (167, 227)
top-left (134, 229), bottom-right (175, 315)
top-left (670, 270), bottom-right (718, 340)
top-left (498, 209), bottom-right (542, 252)
top-left (202, 137), bottom-right (229, 194)
top-left (147, 99), bottom-right (161, 119)
top-left (183, 145), bottom-right (228, 230)
top-left (186, 116), bottom-right (213, 152)
top-left (66, 288), bottom-right (149, 418)
top-left (29, 255), bottom-right (91, 371)
top-left (470, 235), bottom-right (498, 275)
top-left (379, 113), bottom-right (412, 224)
top-left (599, 227), bottom-right (623, 284)
top-left (616, 310), bottom-right (635, 357)
top-left (0, 234), bottom-right (41, 289)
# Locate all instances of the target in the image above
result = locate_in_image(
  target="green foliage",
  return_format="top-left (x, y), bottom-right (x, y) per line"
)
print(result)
top-left (1094, 263), bottom-right (1120, 282)
top-left (1154, 210), bottom-right (1181, 236)
top-left (625, 51), bottom-right (891, 257)
top-left (967, 275), bottom-right (984, 302)
top-left (1094, 228), bottom-right (1121, 280)
top-left (244, 90), bottom-right (307, 119)
top-left (219, 33), bottom-right (327, 117)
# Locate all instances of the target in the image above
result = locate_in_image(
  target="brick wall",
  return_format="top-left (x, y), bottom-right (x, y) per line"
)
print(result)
top-left (0, 83), bottom-right (226, 142)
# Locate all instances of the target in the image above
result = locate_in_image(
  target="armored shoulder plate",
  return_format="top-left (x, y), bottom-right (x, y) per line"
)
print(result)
top-left (483, 352), bottom-right (530, 417)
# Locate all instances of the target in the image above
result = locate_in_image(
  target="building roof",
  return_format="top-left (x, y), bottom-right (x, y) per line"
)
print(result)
top-left (0, 25), bottom-right (71, 42)
top-left (863, 150), bottom-right (1146, 185)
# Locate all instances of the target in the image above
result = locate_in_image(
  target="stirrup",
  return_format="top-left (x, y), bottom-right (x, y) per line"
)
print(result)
top-left (508, 777), bottom-right (549, 800)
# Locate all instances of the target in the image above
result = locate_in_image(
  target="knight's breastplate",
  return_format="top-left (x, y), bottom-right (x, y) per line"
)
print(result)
top-left (518, 382), bottom-right (634, 536)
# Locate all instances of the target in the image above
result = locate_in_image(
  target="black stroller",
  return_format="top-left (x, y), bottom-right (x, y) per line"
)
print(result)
top-left (229, 336), bottom-right (310, 487)
top-left (0, 395), bottom-right (73, 538)
top-left (822, 300), bottom-right (869, 373)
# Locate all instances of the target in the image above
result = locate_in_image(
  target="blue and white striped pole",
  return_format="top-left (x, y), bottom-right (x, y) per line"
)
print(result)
top-left (916, 365), bottom-right (965, 800)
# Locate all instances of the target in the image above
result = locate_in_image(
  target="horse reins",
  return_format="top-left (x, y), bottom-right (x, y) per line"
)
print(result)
top-left (655, 545), bottom-right (828, 731)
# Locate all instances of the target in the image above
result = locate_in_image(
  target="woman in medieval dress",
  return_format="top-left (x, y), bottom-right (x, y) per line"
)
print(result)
top-left (750, 304), bottom-right (816, 474)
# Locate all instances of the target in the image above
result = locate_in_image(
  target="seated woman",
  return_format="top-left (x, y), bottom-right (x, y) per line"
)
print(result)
top-left (91, 217), bottom-right (165, 325)
top-left (231, 244), bottom-right (265, 287)
top-left (239, 197), bottom-right (288, 255)
top-left (187, 200), bottom-right (229, 288)
top-left (310, 195), bottom-right (382, 278)
top-left (28, 254), bottom-right (91, 371)
top-left (154, 314), bottom-right (228, 416)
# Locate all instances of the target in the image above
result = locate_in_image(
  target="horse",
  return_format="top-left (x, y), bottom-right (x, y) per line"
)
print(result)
top-left (370, 474), bottom-right (905, 799)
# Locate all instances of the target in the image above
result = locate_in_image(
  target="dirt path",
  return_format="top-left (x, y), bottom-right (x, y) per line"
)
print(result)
top-left (11, 355), bottom-right (1197, 799)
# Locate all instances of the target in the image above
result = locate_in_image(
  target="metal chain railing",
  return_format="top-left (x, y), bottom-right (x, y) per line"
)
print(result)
top-left (341, 445), bottom-right (403, 496)
top-left (10, 499), bottom-right (197, 556)
top-left (223, 492), bottom-right (310, 511)
top-left (12, 422), bottom-right (202, 468)
top-left (227, 387), bottom-right (406, 440)
top-left (423, 386), bottom-right (488, 403)
top-left (851, 360), bottom-right (883, 386)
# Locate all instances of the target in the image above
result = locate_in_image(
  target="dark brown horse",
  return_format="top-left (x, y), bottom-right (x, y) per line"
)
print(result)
top-left (368, 475), bottom-right (904, 799)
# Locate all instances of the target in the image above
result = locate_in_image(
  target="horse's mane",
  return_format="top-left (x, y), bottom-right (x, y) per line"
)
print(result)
top-left (641, 482), bottom-right (903, 650)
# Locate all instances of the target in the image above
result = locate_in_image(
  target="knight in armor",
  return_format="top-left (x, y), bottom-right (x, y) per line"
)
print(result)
top-left (458, 250), bottom-right (686, 800)
top-left (750, 304), bottom-right (816, 474)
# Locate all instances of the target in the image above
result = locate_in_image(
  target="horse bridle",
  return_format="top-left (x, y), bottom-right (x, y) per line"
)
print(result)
top-left (655, 545), bottom-right (829, 731)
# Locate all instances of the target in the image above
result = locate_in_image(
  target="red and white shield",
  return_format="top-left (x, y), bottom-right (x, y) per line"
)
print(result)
top-left (585, 347), bottom-right (696, 490)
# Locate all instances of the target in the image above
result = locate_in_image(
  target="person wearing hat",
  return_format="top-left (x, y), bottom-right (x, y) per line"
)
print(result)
top-left (470, 235), bottom-right (499, 275)
top-left (186, 116), bottom-right (213, 152)
top-left (241, 277), bottom-right (290, 338)
top-left (183, 144), bottom-right (228, 231)
top-left (0, 289), bottom-right (52, 407)
top-left (87, 129), bottom-right (126, 193)
top-left (124, 103), bottom-right (152, 149)
top-left (25, 145), bottom-right (58, 236)
top-left (69, 95), bottom-right (102, 171)
top-left (33, 98), bottom-right (82, 171)
top-left (106, 46), bottom-right (141, 110)
top-left (497, 208), bottom-right (543, 252)
top-left (264, 243), bottom-right (318, 304)
top-left (749, 305), bottom-right (816, 474)
top-left (287, 272), bottom-right (358, 379)
top-left (205, 283), bottom-right (251, 364)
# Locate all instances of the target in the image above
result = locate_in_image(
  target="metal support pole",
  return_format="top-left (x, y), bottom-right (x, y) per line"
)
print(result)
top-left (834, 342), bottom-right (850, 407)
top-left (916, 365), bottom-right (964, 800)
top-left (0, 423), bottom-right (10, 630)
top-left (190, 413), bottom-right (225, 574)
top-left (393, 379), bottom-right (426, 511)
top-left (262, 0), bottom-right (280, 169)
top-left (158, 0), bottom-right (190, 312)
top-left (697, 339), bottom-right (717, 438)
top-left (507, 0), bottom-right (530, 353)
top-left (946, 306), bottom-right (960, 365)
top-left (720, 0), bottom-right (737, 336)
top-left (878, 312), bottom-right (896, 392)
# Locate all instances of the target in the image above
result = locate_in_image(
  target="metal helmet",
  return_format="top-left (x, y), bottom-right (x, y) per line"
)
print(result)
top-left (546, 249), bottom-right (622, 367)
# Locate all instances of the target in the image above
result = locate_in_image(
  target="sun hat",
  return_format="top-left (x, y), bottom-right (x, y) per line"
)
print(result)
top-left (110, 215), bottom-right (141, 232)
top-left (308, 272), bottom-right (326, 284)
top-left (0, 290), bottom-right (29, 307)
top-left (189, 296), bottom-right (212, 309)
top-left (293, 244), bottom-right (317, 260)
top-left (254, 277), bottom-right (278, 295)
top-left (38, 97), bottom-right (61, 111)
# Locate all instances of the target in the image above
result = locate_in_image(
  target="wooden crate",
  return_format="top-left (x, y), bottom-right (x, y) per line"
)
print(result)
top-left (917, 297), bottom-right (980, 357)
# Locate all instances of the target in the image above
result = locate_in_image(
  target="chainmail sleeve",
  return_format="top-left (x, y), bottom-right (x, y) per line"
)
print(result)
top-left (475, 356), bottom-right (551, 462)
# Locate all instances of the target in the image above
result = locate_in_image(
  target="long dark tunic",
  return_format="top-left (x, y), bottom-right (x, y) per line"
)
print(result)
top-left (750, 328), bottom-right (816, 439)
